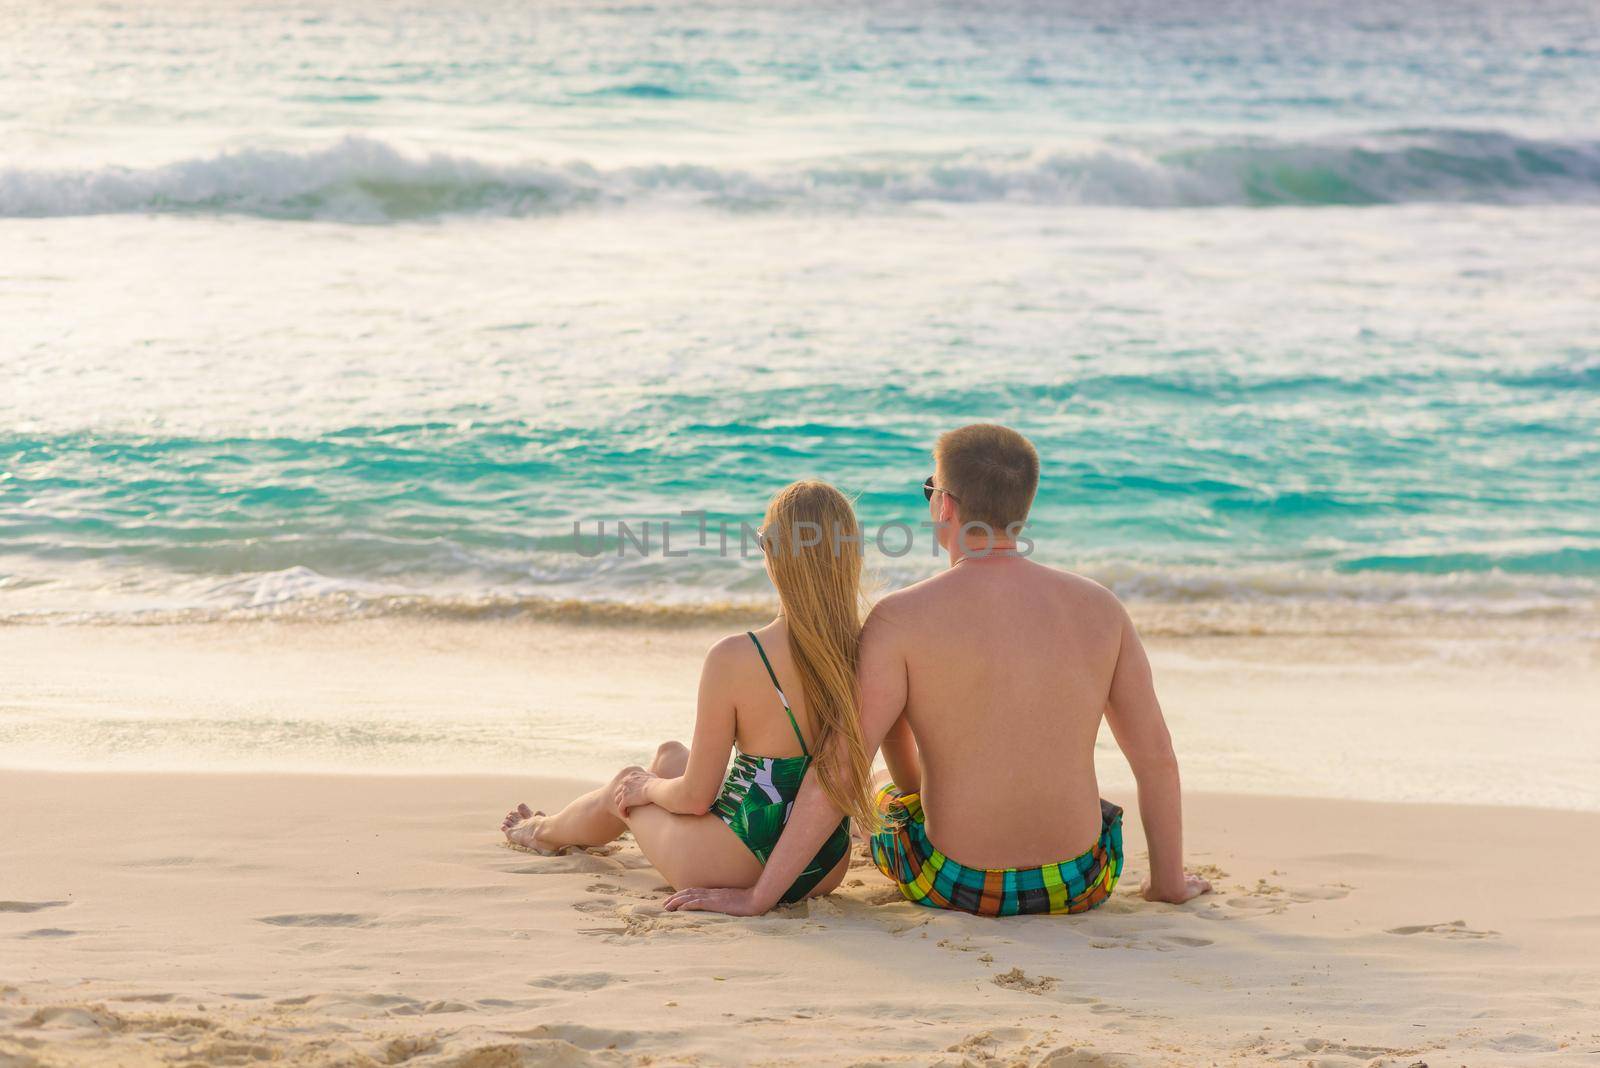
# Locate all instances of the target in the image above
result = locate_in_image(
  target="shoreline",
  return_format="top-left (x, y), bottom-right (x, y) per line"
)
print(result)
top-left (4, 770), bottom-right (1599, 1066)
top-left (4, 587), bottom-right (1598, 640)
top-left (2, 617), bottom-right (1596, 811)
top-left (4, 764), bottom-right (1598, 822)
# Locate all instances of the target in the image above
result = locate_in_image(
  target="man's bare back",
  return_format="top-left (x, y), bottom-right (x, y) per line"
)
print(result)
top-left (866, 556), bottom-right (1124, 868)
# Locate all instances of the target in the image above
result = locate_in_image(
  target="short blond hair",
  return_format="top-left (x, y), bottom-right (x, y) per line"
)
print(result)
top-left (934, 424), bottom-right (1039, 531)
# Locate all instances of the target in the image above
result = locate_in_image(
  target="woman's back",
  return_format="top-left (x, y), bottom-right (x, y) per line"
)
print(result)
top-left (722, 620), bottom-right (812, 759)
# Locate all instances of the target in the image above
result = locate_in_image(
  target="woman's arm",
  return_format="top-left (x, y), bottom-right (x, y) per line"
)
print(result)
top-left (619, 638), bottom-right (740, 816)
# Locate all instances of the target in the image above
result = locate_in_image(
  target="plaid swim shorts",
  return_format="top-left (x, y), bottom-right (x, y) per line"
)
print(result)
top-left (867, 784), bottom-right (1123, 916)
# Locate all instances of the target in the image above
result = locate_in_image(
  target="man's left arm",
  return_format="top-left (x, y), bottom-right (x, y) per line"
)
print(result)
top-left (664, 602), bottom-right (909, 914)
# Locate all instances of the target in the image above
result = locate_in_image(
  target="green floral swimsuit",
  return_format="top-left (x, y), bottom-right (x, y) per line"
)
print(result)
top-left (709, 632), bottom-right (851, 904)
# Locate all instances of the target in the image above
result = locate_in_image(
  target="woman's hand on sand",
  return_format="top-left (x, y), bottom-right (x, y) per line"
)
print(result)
top-left (661, 886), bottom-right (770, 916)
top-left (1140, 871), bottom-right (1213, 904)
top-left (610, 766), bottom-right (655, 818)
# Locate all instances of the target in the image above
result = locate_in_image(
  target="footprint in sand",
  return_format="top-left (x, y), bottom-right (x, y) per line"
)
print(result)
top-left (1157, 935), bottom-right (1213, 948)
top-left (1035, 1045), bottom-right (1142, 1066)
top-left (529, 973), bottom-right (620, 992)
top-left (575, 901), bottom-right (728, 941)
top-left (0, 900), bottom-right (70, 914)
top-left (504, 853), bottom-right (627, 876)
top-left (119, 855), bottom-right (205, 868)
top-left (991, 967), bottom-right (1058, 994)
top-left (21, 1006), bottom-right (129, 1030)
top-left (946, 1027), bottom-right (1038, 1059)
top-left (256, 913), bottom-right (370, 928)
top-left (1300, 1037), bottom-right (1405, 1059)
top-left (502, 837), bottom-right (621, 859)
top-left (389, 999), bottom-right (474, 1017)
top-left (1088, 934), bottom-right (1210, 952)
top-left (853, 884), bottom-right (909, 907)
top-left (1385, 919), bottom-right (1499, 939)
top-left (275, 992), bottom-right (470, 1018)
top-left (1089, 938), bottom-right (1140, 950)
top-left (1225, 897), bottom-right (1282, 912)
top-left (16, 928), bottom-right (76, 939)
top-left (1300, 851), bottom-right (1394, 870)
top-left (383, 1035), bottom-right (440, 1063)
top-left (506, 1022), bottom-right (642, 1052)
top-left (1486, 1031), bottom-right (1561, 1053)
top-left (585, 882), bottom-right (660, 901)
top-left (1209, 877), bottom-right (1352, 918)
top-left (109, 993), bottom-right (177, 1004)
top-left (1288, 885), bottom-right (1353, 903)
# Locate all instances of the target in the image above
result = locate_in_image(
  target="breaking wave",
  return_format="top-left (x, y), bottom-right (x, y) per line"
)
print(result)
top-left (6, 128), bottom-right (1600, 221)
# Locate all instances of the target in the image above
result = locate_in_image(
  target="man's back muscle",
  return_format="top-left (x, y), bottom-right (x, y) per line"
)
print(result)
top-left (874, 557), bottom-right (1124, 868)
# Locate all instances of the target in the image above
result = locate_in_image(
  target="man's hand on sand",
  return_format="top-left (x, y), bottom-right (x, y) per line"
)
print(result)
top-left (1140, 871), bottom-right (1213, 904)
top-left (662, 886), bottom-right (770, 915)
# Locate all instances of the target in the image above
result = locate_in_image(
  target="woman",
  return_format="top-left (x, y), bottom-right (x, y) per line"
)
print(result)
top-left (500, 480), bottom-right (878, 904)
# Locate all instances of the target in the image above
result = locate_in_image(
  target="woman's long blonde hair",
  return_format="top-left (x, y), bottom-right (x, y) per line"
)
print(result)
top-left (762, 480), bottom-right (877, 831)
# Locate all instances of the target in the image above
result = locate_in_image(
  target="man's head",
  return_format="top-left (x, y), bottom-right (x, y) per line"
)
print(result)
top-left (929, 424), bottom-right (1040, 539)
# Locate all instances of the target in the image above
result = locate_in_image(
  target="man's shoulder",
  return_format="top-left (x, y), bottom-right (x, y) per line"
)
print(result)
top-left (863, 579), bottom-right (931, 628)
top-left (867, 562), bottom-right (1126, 623)
top-left (860, 573), bottom-right (953, 645)
top-left (1028, 561), bottom-right (1124, 612)
top-left (1050, 567), bottom-right (1133, 638)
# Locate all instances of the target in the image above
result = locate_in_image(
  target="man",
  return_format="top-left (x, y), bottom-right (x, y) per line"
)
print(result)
top-left (666, 424), bottom-right (1211, 916)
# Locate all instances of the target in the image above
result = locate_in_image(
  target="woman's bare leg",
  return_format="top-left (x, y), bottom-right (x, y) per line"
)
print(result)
top-left (627, 804), bottom-right (847, 899)
top-left (502, 741), bottom-right (690, 852)
top-left (506, 738), bottom-right (841, 900)
top-left (625, 804), bottom-right (763, 891)
top-left (648, 740), bottom-right (689, 778)
top-left (806, 849), bottom-right (851, 898)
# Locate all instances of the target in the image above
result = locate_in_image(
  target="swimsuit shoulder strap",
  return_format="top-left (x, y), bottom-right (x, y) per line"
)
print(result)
top-left (746, 631), bottom-right (809, 757)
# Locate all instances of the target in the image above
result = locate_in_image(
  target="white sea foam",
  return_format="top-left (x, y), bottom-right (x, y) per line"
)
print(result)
top-left (6, 130), bottom-right (1600, 220)
top-left (2, 559), bottom-right (1593, 633)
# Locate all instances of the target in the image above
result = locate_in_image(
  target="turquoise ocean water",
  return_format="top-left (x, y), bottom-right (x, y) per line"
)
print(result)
top-left (3, 0), bottom-right (1599, 625)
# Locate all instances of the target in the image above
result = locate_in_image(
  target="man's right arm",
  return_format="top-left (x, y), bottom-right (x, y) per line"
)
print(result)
top-left (879, 713), bottom-right (921, 795)
top-left (1102, 602), bottom-right (1211, 904)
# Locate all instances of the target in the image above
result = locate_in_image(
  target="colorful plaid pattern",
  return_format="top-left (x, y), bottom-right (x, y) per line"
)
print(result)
top-left (867, 784), bottom-right (1123, 916)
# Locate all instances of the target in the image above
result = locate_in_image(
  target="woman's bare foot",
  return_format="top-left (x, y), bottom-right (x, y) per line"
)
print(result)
top-left (500, 802), bottom-right (534, 832)
top-left (501, 805), bottom-right (563, 855)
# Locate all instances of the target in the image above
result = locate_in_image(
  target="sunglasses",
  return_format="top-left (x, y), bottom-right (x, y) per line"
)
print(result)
top-left (922, 475), bottom-right (958, 503)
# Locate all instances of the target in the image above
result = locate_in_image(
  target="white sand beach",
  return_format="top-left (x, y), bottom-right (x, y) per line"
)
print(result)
top-left (3, 620), bottom-right (1599, 1066)
top-left (4, 772), bottom-right (1599, 1067)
